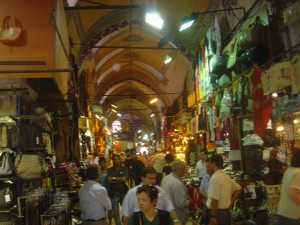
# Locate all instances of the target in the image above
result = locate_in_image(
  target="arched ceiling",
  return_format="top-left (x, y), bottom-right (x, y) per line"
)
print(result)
top-left (66, 0), bottom-right (221, 140)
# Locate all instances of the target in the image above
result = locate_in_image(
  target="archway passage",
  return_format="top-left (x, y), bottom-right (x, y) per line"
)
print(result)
top-left (67, 0), bottom-right (219, 142)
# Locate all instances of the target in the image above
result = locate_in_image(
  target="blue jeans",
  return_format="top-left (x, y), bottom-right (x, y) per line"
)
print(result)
top-left (277, 215), bottom-right (300, 225)
top-left (111, 194), bottom-right (122, 225)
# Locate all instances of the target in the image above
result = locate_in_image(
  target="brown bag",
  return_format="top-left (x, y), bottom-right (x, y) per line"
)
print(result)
top-left (0, 15), bottom-right (22, 43)
top-left (15, 153), bottom-right (48, 179)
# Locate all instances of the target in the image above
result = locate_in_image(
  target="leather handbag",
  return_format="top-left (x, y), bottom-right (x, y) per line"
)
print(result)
top-left (10, 124), bottom-right (43, 149)
top-left (15, 153), bottom-right (48, 179)
top-left (0, 15), bottom-right (22, 43)
top-left (0, 182), bottom-right (15, 210)
top-left (0, 149), bottom-right (15, 177)
top-left (237, 16), bottom-right (267, 49)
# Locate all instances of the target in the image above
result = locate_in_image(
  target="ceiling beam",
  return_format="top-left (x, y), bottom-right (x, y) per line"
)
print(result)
top-left (65, 4), bottom-right (143, 10)
top-left (90, 46), bottom-right (178, 51)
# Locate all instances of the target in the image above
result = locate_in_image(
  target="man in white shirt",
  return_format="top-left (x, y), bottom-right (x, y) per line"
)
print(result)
top-left (79, 165), bottom-right (112, 225)
top-left (162, 160), bottom-right (191, 225)
top-left (206, 154), bottom-right (241, 225)
top-left (195, 151), bottom-right (207, 179)
top-left (121, 166), bottom-right (180, 225)
top-left (150, 151), bottom-right (167, 185)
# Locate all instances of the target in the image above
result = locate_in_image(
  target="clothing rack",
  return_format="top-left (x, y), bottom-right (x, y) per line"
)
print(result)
top-left (190, 42), bottom-right (300, 110)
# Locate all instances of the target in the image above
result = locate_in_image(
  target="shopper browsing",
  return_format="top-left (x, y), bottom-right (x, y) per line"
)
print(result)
top-left (205, 154), bottom-right (241, 225)
top-left (121, 166), bottom-right (179, 225)
top-left (128, 185), bottom-right (173, 225)
top-left (107, 154), bottom-right (129, 225)
top-left (277, 149), bottom-right (300, 225)
top-left (79, 165), bottom-right (112, 225)
top-left (162, 160), bottom-right (191, 225)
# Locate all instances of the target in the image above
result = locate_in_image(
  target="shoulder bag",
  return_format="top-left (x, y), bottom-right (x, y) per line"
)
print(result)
top-left (0, 181), bottom-right (15, 210)
top-left (0, 15), bottom-right (22, 43)
top-left (0, 149), bottom-right (15, 176)
top-left (10, 124), bottom-right (43, 149)
top-left (15, 153), bottom-right (48, 179)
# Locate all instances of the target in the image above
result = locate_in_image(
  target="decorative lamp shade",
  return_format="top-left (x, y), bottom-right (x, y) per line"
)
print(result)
top-left (206, 141), bottom-right (216, 149)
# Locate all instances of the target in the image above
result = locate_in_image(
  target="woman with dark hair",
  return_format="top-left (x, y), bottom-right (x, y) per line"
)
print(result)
top-left (128, 185), bottom-right (174, 225)
top-left (277, 150), bottom-right (300, 225)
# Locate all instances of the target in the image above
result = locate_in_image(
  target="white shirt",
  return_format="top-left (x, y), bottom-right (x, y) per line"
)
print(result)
top-left (195, 160), bottom-right (207, 178)
top-left (162, 173), bottom-right (190, 225)
top-left (277, 167), bottom-right (300, 220)
top-left (206, 170), bottom-right (240, 209)
top-left (121, 183), bottom-right (174, 217)
top-left (151, 153), bottom-right (166, 173)
top-left (79, 180), bottom-right (112, 220)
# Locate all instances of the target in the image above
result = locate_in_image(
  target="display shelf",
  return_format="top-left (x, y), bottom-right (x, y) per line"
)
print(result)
top-left (0, 176), bottom-right (18, 181)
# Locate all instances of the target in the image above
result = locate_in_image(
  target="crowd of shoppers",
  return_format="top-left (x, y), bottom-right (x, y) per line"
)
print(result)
top-left (78, 148), bottom-right (300, 225)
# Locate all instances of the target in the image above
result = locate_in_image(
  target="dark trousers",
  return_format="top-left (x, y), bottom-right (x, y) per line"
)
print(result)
top-left (208, 209), bottom-right (231, 225)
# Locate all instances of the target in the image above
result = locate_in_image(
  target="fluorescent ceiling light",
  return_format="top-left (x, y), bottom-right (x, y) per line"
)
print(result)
top-left (179, 13), bottom-right (198, 31)
top-left (146, 12), bottom-right (164, 29)
top-left (138, 130), bottom-right (142, 133)
top-left (164, 55), bottom-right (172, 64)
top-left (111, 109), bottom-right (117, 113)
top-left (179, 19), bottom-right (195, 31)
top-left (150, 97), bottom-right (158, 104)
top-left (150, 114), bottom-right (155, 117)
top-left (117, 113), bottom-right (122, 117)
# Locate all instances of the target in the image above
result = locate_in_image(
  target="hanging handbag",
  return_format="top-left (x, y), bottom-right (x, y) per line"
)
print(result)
top-left (0, 15), bottom-right (22, 43)
top-left (0, 149), bottom-right (15, 177)
top-left (0, 124), bottom-right (9, 148)
top-left (210, 54), bottom-right (228, 76)
top-left (15, 153), bottom-right (48, 179)
top-left (10, 124), bottom-right (43, 149)
top-left (0, 181), bottom-right (15, 210)
top-left (237, 16), bottom-right (267, 49)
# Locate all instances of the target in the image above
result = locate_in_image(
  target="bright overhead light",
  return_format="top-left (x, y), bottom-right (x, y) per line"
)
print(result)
top-left (111, 109), bottom-right (117, 113)
top-left (276, 126), bottom-right (284, 132)
top-left (146, 12), bottom-right (164, 29)
top-left (117, 113), bottom-right (122, 117)
top-left (138, 130), bottom-right (142, 133)
top-left (150, 114), bottom-right (155, 117)
top-left (143, 134), bottom-right (149, 140)
top-left (111, 104), bottom-right (117, 108)
top-left (179, 18), bottom-right (196, 31)
top-left (150, 98), bottom-right (158, 104)
top-left (179, 12), bottom-right (198, 31)
top-left (164, 55), bottom-right (172, 64)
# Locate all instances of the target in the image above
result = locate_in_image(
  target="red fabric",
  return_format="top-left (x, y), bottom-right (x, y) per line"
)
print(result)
top-left (252, 66), bottom-right (273, 136)
top-left (186, 183), bottom-right (202, 213)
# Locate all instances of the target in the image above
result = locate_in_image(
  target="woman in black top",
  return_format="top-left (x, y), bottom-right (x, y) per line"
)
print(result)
top-left (128, 185), bottom-right (173, 225)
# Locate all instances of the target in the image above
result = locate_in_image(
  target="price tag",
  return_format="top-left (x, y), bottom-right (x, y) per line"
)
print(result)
top-left (9, 27), bottom-right (15, 35)
top-left (5, 193), bottom-right (11, 203)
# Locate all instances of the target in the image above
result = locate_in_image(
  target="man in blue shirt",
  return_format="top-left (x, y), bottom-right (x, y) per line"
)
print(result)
top-left (79, 165), bottom-right (112, 225)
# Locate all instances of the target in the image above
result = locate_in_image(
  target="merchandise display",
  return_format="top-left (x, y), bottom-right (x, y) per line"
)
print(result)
top-left (0, 0), bottom-right (299, 224)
